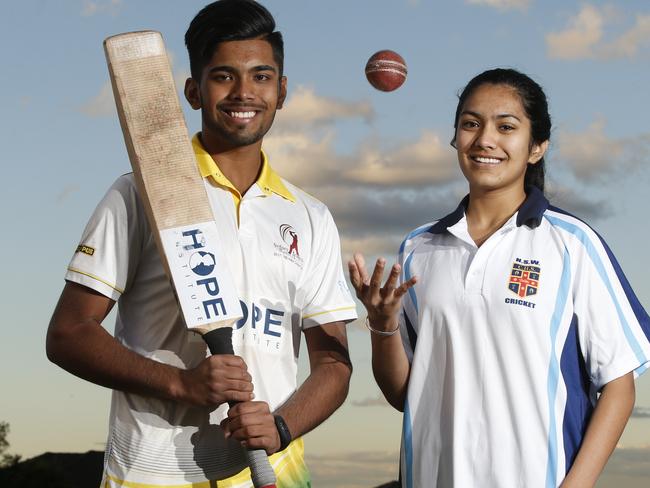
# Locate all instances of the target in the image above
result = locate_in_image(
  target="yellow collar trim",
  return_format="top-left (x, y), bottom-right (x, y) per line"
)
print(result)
top-left (192, 134), bottom-right (295, 202)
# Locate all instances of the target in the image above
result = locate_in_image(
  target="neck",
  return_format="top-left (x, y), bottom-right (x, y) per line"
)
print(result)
top-left (199, 133), bottom-right (263, 195)
top-left (465, 186), bottom-right (527, 247)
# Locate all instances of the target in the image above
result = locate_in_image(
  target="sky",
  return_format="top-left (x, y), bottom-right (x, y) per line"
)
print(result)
top-left (1, 0), bottom-right (650, 486)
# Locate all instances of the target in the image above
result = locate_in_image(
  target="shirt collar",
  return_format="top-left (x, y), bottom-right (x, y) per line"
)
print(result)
top-left (430, 186), bottom-right (549, 234)
top-left (191, 133), bottom-right (296, 202)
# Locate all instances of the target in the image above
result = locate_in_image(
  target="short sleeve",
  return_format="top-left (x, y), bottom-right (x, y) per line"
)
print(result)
top-left (397, 232), bottom-right (420, 364)
top-left (300, 209), bottom-right (357, 328)
top-left (65, 175), bottom-right (145, 301)
top-left (572, 230), bottom-right (650, 389)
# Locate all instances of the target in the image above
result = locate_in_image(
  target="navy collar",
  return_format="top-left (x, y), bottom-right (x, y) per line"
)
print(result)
top-left (430, 186), bottom-right (549, 234)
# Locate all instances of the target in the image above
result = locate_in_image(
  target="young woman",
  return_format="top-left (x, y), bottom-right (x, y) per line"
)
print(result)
top-left (349, 68), bottom-right (650, 488)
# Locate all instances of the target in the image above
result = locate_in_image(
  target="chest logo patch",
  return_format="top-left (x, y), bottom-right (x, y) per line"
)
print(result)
top-left (508, 258), bottom-right (540, 298)
top-left (274, 224), bottom-right (305, 269)
top-left (280, 224), bottom-right (300, 257)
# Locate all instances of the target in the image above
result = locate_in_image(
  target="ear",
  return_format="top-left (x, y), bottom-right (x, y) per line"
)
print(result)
top-left (184, 78), bottom-right (201, 110)
top-left (276, 76), bottom-right (287, 110)
top-left (529, 140), bottom-right (549, 165)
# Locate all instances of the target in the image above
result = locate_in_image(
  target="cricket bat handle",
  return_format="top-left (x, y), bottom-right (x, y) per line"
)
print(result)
top-left (203, 328), bottom-right (277, 488)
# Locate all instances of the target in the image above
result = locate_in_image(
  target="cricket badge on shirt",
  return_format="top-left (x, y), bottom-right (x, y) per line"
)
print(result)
top-left (273, 224), bottom-right (305, 269)
top-left (505, 258), bottom-right (540, 309)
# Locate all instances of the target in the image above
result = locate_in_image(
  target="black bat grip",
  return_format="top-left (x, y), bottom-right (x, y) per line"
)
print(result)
top-left (203, 327), bottom-right (235, 355)
top-left (201, 327), bottom-right (277, 487)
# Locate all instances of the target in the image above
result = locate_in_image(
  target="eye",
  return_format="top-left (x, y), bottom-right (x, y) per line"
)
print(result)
top-left (499, 123), bottom-right (516, 132)
top-left (254, 73), bottom-right (272, 82)
top-left (210, 72), bottom-right (233, 82)
top-left (461, 119), bottom-right (479, 129)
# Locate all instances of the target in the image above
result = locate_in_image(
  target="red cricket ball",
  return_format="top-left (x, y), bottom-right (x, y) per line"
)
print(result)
top-left (365, 50), bottom-right (407, 92)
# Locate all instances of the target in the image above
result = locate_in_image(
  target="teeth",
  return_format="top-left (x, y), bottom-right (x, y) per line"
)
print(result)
top-left (474, 156), bottom-right (501, 164)
top-left (229, 111), bottom-right (256, 119)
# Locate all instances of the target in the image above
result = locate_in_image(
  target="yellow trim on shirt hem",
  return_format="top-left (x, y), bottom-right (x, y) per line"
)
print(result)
top-left (303, 305), bottom-right (357, 319)
top-left (105, 438), bottom-right (304, 487)
top-left (106, 474), bottom-right (203, 488)
top-left (67, 267), bottom-right (124, 294)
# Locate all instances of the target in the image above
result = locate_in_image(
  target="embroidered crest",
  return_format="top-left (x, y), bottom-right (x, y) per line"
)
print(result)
top-left (508, 259), bottom-right (540, 298)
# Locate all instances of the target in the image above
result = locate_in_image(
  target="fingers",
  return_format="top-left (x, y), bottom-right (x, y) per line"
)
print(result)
top-left (394, 275), bottom-right (418, 299)
top-left (381, 263), bottom-right (401, 295)
top-left (221, 402), bottom-right (280, 454)
top-left (348, 260), bottom-right (361, 290)
top-left (369, 258), bottom-right (386, 289)
top-left (181, 354), bottom-right (256, 407)
top-left (348, 252), bottom-right (369, 291)
top-left (347, 252), bottom-right (418, 328)
top-left (207, 356), bottom-right (254, 402)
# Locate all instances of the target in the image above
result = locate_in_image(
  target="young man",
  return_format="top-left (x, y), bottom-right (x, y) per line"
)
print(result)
top-left (46, 1), bottom-right (357, 486)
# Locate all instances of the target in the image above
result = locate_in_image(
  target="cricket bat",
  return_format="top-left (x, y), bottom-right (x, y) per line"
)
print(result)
top-left (104, 30), bottom-right (277, 488)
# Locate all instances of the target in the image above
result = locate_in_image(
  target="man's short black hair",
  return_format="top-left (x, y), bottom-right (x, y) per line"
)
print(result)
top-left (185, 0), bottom-right (284, 80)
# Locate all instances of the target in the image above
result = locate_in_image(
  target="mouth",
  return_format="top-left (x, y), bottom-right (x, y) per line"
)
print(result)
top-left (226, 110), bottom-right (257, 119)
top-left (216, 102), bottom-right (265, 123)
top-left (220, 108), bottom-right (259, 122)
top-left (471, 155), bottom-right (503, 165)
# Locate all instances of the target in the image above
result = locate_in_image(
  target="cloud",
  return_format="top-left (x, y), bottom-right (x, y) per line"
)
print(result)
top-left (265, 88), bottom-right (468, 256)
top-left (56, 184), bottom-right (81, 204)
top-left (604, 13), bottom-right (650, 58)
top-left (465, 0), bottom-right (530, 11)
top-left (344, 131), bottom-right (457, 187)
top-left (546, 5), bottom-right (650, 60)
top-left (331, 185), bottom-right (469, 257)
top-left (79, 82), bottom-right (115, 117)
top-left (556, 117), bottom-right (650, 181)
top-left (631, 407), bottom-right (650, 418)
top-left (556, 117), bottom-right (624, 180)
top-left (326, 186), bottom-right (460, 236)
top-left (276, 86), bottom-right (374, 129)
top-left (80, 57), bottom-right (188, 118)
top-left (545, 183), bottom-right (613, 221)
top-left (351, 394), bottom-right (390, 407)
top-left (340, 234), bottom-right (405, 261)
top-left (265, 129), bottom-right (458, 192)
top-left (82, 0), bottom-right (122, 16)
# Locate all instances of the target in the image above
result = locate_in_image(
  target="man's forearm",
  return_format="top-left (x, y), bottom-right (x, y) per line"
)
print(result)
top-left (47, 306), bottom-right (185, 402)
top-left (276, 322), bottom-right (352, 439)
top-left (276, 359), bottom-right (351, 439)
top-left (47, 282), bottom-right (253, 407)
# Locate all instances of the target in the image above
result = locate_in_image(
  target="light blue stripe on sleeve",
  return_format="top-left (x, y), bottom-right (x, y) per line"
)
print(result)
top-left (403, 399), bottom-right (414, 488)
top-left (398, 223), bottom-right (432, 256)
top-left (404, 251), bottom-right (418, 315)
top-left (545, 248), bottom-right (572, 488)
top-left (546, 215), bottom-right (648, 371)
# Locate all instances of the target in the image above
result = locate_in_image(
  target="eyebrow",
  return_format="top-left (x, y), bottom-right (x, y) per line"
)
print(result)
top-left (207, 64), bottom-right (277, 74)
top-left (461, 110), bottom-right (522, 122)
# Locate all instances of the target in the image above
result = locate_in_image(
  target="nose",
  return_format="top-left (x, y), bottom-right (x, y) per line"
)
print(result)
top-left (474, 125), bottom-right (497, 150)
top-left (230, 77), bottom-right (254, 101)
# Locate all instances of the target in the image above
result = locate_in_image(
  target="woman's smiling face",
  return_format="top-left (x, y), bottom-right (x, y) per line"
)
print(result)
top-left (455, 83), bottom-right (547, 196)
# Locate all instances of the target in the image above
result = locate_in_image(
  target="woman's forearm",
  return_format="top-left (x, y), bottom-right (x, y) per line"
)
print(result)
top-left (561, 372), bottom-right (635, 487)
